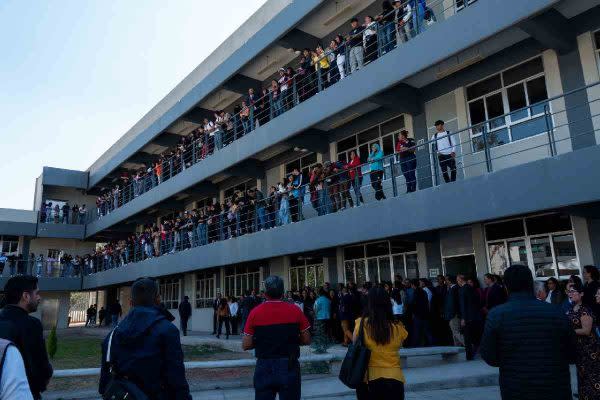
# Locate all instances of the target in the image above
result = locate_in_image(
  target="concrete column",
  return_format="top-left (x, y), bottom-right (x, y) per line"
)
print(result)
top-left (268, 256), bottom-right (288, 288)
top-left (412, 113), bottom-right (433, 190)
top-left (586, 218), bottom-right (600, 266)
top-left (336, 247), bottom-right (345, 284)
top-left (542, 50), bottom-right (570, 155)
top-left (557, 47), bottom-right (596, 149)
top-left (471, 223), bottom-right (489, 281)
top-left (56, 292), bottom-right (70, 329)
top-left (119, 286), bottom-right (132, 316)
top-left (416, 236), bottom-right (442, 279)
top-left (328, 142), bottom-right (337, 163)
top-left (571, 216), bottom-right (594, 267)
top-left (577, 32), bottom-right (600, 145)
top-left (323, 256), bottom-right (338, 285)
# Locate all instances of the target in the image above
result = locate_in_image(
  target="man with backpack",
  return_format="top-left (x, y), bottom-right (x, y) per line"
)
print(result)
top-left (0, 276), bottom-right (53, 399)
top-left (432, 120), bottom-right (457, 183)
top-left (99, 277), bottom-right (191, 400)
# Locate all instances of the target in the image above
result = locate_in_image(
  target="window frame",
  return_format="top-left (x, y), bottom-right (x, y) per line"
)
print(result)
top-left (223, 179), bottom-right (257, 204)
top-left (195, 271), bottom-right (216, 308)
top-left (289, 259), bottom-right (325, 292)
top-left (466, 57), bottom-right (551, 152)
top-left (159, 278), bottom-right (181, 309)
top-left (484, 214), bottom-right (580, 280)
top-left (343, 240), bottom-right (418, 284)
top-left (223, 265), bottom-right (261, 297)
top-left (594, 29), bottom-right (600, 75)
top-left (0, 236), bottom-right (19, 255)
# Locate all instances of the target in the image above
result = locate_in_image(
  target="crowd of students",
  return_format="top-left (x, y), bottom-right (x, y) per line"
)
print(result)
top-left (39, 202), bottom-right (87, 224)
top-left (93, 0), bottom-right (439, 220)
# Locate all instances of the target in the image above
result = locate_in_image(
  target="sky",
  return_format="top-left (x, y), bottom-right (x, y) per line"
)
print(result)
top-left (0, 0), bottom-right (268, 210)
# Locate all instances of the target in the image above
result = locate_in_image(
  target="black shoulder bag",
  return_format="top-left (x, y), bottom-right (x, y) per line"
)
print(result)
top-left (102, 329), bottom-right (149, 400)
top-left (339, 318), bottom-right (371, 389)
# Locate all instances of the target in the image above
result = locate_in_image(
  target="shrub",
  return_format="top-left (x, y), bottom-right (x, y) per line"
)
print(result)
top-left (47, 326), bottom-right (58, 359)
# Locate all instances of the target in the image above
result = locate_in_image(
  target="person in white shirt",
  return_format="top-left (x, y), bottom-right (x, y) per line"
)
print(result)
top-left (432, 120), bottom-right (457, 183)
top-left (228, 297), bottom-right (239, 335)
top-left (0, 340), bottom-right (34, 400)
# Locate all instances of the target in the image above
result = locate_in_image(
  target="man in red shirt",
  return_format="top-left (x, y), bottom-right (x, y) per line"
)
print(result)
top-left (243, 276), bottom-right (311, 400)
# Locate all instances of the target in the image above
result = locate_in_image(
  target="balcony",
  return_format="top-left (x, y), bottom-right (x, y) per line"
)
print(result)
top-left (0, 260), bottom-right (82, 291)
top-left (84, 0), bottom-right (562, 238)
top-left (82, 82), bottom-right (600, 288)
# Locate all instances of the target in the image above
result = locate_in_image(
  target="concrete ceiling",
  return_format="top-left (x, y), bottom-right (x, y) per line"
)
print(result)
top-left (297, 0), bottom-right (377, 38)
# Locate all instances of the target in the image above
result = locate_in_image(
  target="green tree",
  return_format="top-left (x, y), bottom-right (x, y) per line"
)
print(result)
top-left (47, 326), bottom-right (58, 359)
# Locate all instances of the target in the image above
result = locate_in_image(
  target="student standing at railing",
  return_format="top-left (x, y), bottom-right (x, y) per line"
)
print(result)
top-left (348, 18), bottom-right (365, 73)
top-left (314, 46), bottom-right (331, 89)
top-left (277, 68), bottom-right (290, 113)
top-left (396, 130), bottom-right (418, 192)
top-left (378, 1), bottom-right (396, 53)
top-left (432, 120), bottom-right (457, 183)
top-left (347, 150), bottom-right (364, 206)
top-left (257, 88), bottom-right (271, 126)
top-left (334, 35), bottom-right (347, 80)
top-left (368, 143), bottom-right (387, 201)
top-left (363, 16), bottom-right (379, 65)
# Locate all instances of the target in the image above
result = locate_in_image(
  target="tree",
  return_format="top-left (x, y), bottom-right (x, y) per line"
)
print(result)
top-left (47, 326), bottom-right (57, 359)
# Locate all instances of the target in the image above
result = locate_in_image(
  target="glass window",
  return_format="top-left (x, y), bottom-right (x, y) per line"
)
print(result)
top-left (527, 77), bottom-right (548, 108)
top-left (355, 260), bottom-right (367, 285)
top-left (344, 245), bottom-right (365, 260)
top-left (508, 240), bottom-right (528, 266)
top-left (195, 272), bottom-right (215, 308)
top-left (367, 259), bottom-right (379, 282)
top-left (468, 99), bottom-right (486, 125)
top-left (503, 57), bottom-right (544, 86)
top-left (553, 234), bottom-right (580, 277)
top-left (486, 219), bottom-right (525, 241)
top-left (467, 74), bottom-right (502, 100)
top-left (510, 116), bottom-right (548, 141)
top-left (390, 240), bottom-right (416, 254)
top-left (379, 257), bottom-right (392, 282)
top-left (358, 127), bottom-right (379, 145)
top-left (345, 261), bottom-right (355, 283)
top-left (526, 213), bottom-right (572, 235)
top-left (531, 237), bottom-right (555, 278)
top-left (507, 84), bottom-right (528, 121)
top-left (405, 254), bottom-right (419, 279)
top-left (595, 30), bottom-right (600, 49)
top-left (159, 278), bottom-right (180, 309)
top-left (338, 136), bottom-right (357, 153)
top-left (486, 93), bottom-right (506, 129)
top-left (392, 255), bottom-right (405, 278)
top-left (488, 243), bottom-right (508, 275)
top-left (381, 115), bottom-right (405, 135)
top-left (366, 242), bottom-right (390, 258)
top-left (382, 135), bottom-right (394, 156)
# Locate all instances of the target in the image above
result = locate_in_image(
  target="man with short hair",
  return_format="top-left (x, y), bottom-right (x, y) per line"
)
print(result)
top-left (0, 276), bottom-right (53, 399)
top-left (348, 18), bottom-right (365, 73)
top-left (483, 273), bottom-right (507, 314)
top-left (178, 295), bottom-right (192, 336)
top-left (480, 265), bottom-right (575, 399)
top-left (457, 274), bottom-right (482, 360)
top-left (212, 293), bottom-right (222, 335)
top-left (99, 278), bottom-right (191, 399)
top-left (443, 275), bottom-right (463, 346)
top-left (432, 120), bottom-right (457, 183)
top-left (243, 276), bottom-right (311, 400)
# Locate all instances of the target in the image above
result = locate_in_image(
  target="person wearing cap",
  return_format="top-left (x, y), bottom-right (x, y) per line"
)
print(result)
top-left (347, 18), bottom-right (365, 73)
top-left (243, 276), bottom-right (311, 400)
top-left (99, 278), bottom-right (191, 399)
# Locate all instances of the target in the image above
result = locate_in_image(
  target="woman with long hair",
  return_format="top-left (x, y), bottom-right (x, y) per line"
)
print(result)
top-left (353, 287), bottom-right (408, 399)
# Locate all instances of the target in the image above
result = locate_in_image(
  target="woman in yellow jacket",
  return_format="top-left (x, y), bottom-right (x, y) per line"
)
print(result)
top-left (353, 286), bottom-right (408, 399)
top-left (312, 46), bottom-right (331, 89)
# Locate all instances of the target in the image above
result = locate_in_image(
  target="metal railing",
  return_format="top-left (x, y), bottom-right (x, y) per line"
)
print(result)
top-left (83, 80), bottom-right (600, 275)
top-left (38, 208), bottom-right (88, 225)
top-left (0, 259), bottom-right (83, 278)
top-left (88, 0), bottom-right (474, 222)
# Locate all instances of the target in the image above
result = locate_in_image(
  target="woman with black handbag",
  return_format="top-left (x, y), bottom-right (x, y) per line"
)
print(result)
top-left (353, 287), bottom-right (408, 399)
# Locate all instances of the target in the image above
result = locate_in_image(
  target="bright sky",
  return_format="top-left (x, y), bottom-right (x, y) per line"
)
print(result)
top-left (0, 0), bottom-right (267, 210)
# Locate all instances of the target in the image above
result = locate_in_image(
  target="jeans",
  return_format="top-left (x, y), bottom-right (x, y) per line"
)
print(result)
top-left (256, 206), bottom-right (266, 231)
top-left (172, 232), bottom-right (180, 252)
top-left (198, 224), bottom-right (208, 245)
top-left (370, 170), bottom-right (386, 200)
top-left (317, 187), bottom-right (331, 216)
top-left (400, 156), bottom-right (417, 192)
top-left (214, 131), bottom-right (223, 150)
top-left (336, 54), bottom-right (346, 79)
top-left (254, 358), bottom-right (301, 400)
top-left (217, 316), bottom-right (230, 338)
top-left (438, 154), bottom-right (457, 183)
top-left (349, 46), bottom-right (364, 73)
top-left (381, 22), bottom-right (396, 53)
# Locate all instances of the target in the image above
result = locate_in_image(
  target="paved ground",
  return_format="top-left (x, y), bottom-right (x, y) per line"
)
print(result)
top-left (331, 386), bottom-right (502, 400)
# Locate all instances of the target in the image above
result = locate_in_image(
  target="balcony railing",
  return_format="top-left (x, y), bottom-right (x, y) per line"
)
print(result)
top-left (88, 0), bottom-right (475, 223)
top-left (38, 209), bottom-right (87, 225)
top-left (0, 260), bottom-right (82, 278)
top-left (83, 80), bottom-right (600, 275)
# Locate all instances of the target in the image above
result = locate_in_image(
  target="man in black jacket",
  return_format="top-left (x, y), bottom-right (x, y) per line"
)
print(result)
top-left (212, 293), bottom-right (222, 335)
top-left (0, 275), bottom-right (53, 399)
top-left (483, 273), bottom-right (507, 314)
top-left (443, 275), bottom-right (463, 346)
top-left (457, 274), bottom-right (482, 360)
top-left (99, 278), bottom-right (191, 400)
top-left (480, 265), bottom-right (575, 400)
top-left (178, 295), bottom-right (192, 336)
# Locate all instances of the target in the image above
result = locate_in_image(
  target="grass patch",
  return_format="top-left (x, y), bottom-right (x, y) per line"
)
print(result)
top-left (49, 337), bottom-right (232, 369)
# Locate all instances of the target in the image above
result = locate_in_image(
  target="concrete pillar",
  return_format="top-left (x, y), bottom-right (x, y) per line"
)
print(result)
top-left (323, 256), bottom-right (338, 285)
top-left (557, 47), bottom-right (596, 149)
top-left (586, 218), bottom-right (600, 266)
top-left (336, 247), bottom-right (345, 284)
top-left (571, 216), bottom-right (594, 267)
top-left (416, 235), bottom-right (442, 279)
top-left (412, 113), bottom-right (433, 190)
top-left (577, 32), bottom-right (600, 146)
top-left (471, 223), bottom-right (489, 281)
top-left (268, 256), bottom-right (288, 288)
top-left (119, 286), bottom-right (132, 316)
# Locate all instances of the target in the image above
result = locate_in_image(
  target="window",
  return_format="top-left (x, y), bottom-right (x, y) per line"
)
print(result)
top-left (46, 249), bottom-right (60, 259)
top-left (466, 57), bottom-right (550, 152)
top-left (336, 115), bottom-right (405, 164)
top-left (159, 278), bottom-right (180, 309)
top-left (224, 179), bottom-right (257, 203)
top-left (195, 271), bottom-right (215, 308)
top-left (485, 213), bottom-right (579, 278)
top-left (224, 265), bottom-right (261, 297)
top-left (289, 256), bottom-right (324, 291)
top-left (0, 236), bottom-right (19, 255)
top-left (285, 152), bottom-right (317, 181)
top-left (344, 240), bottom-right (418, 284)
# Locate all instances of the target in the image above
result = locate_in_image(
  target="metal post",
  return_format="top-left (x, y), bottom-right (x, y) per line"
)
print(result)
top-left (377, 23), bottom-right (383, 58)
top-left (233, 115), bottom-right (239, 140)
top-left (269, 92), bottom-right (274, 120)
top-left (317, 63), bottom-right (323, 93)
top-left (250, 105), bottom-right (255, 131)
top-left (293, 78), bottom-right (298, 106)
top-left (390, 156), bottom-right (398, 197)
top-left (482, 125), bottom-right (493, 173)
top-left (544, 103), bottom-right (556, 157)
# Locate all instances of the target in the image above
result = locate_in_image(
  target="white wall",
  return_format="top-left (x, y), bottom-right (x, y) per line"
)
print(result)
top-left (29, 238), bottom-right (96, 257)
